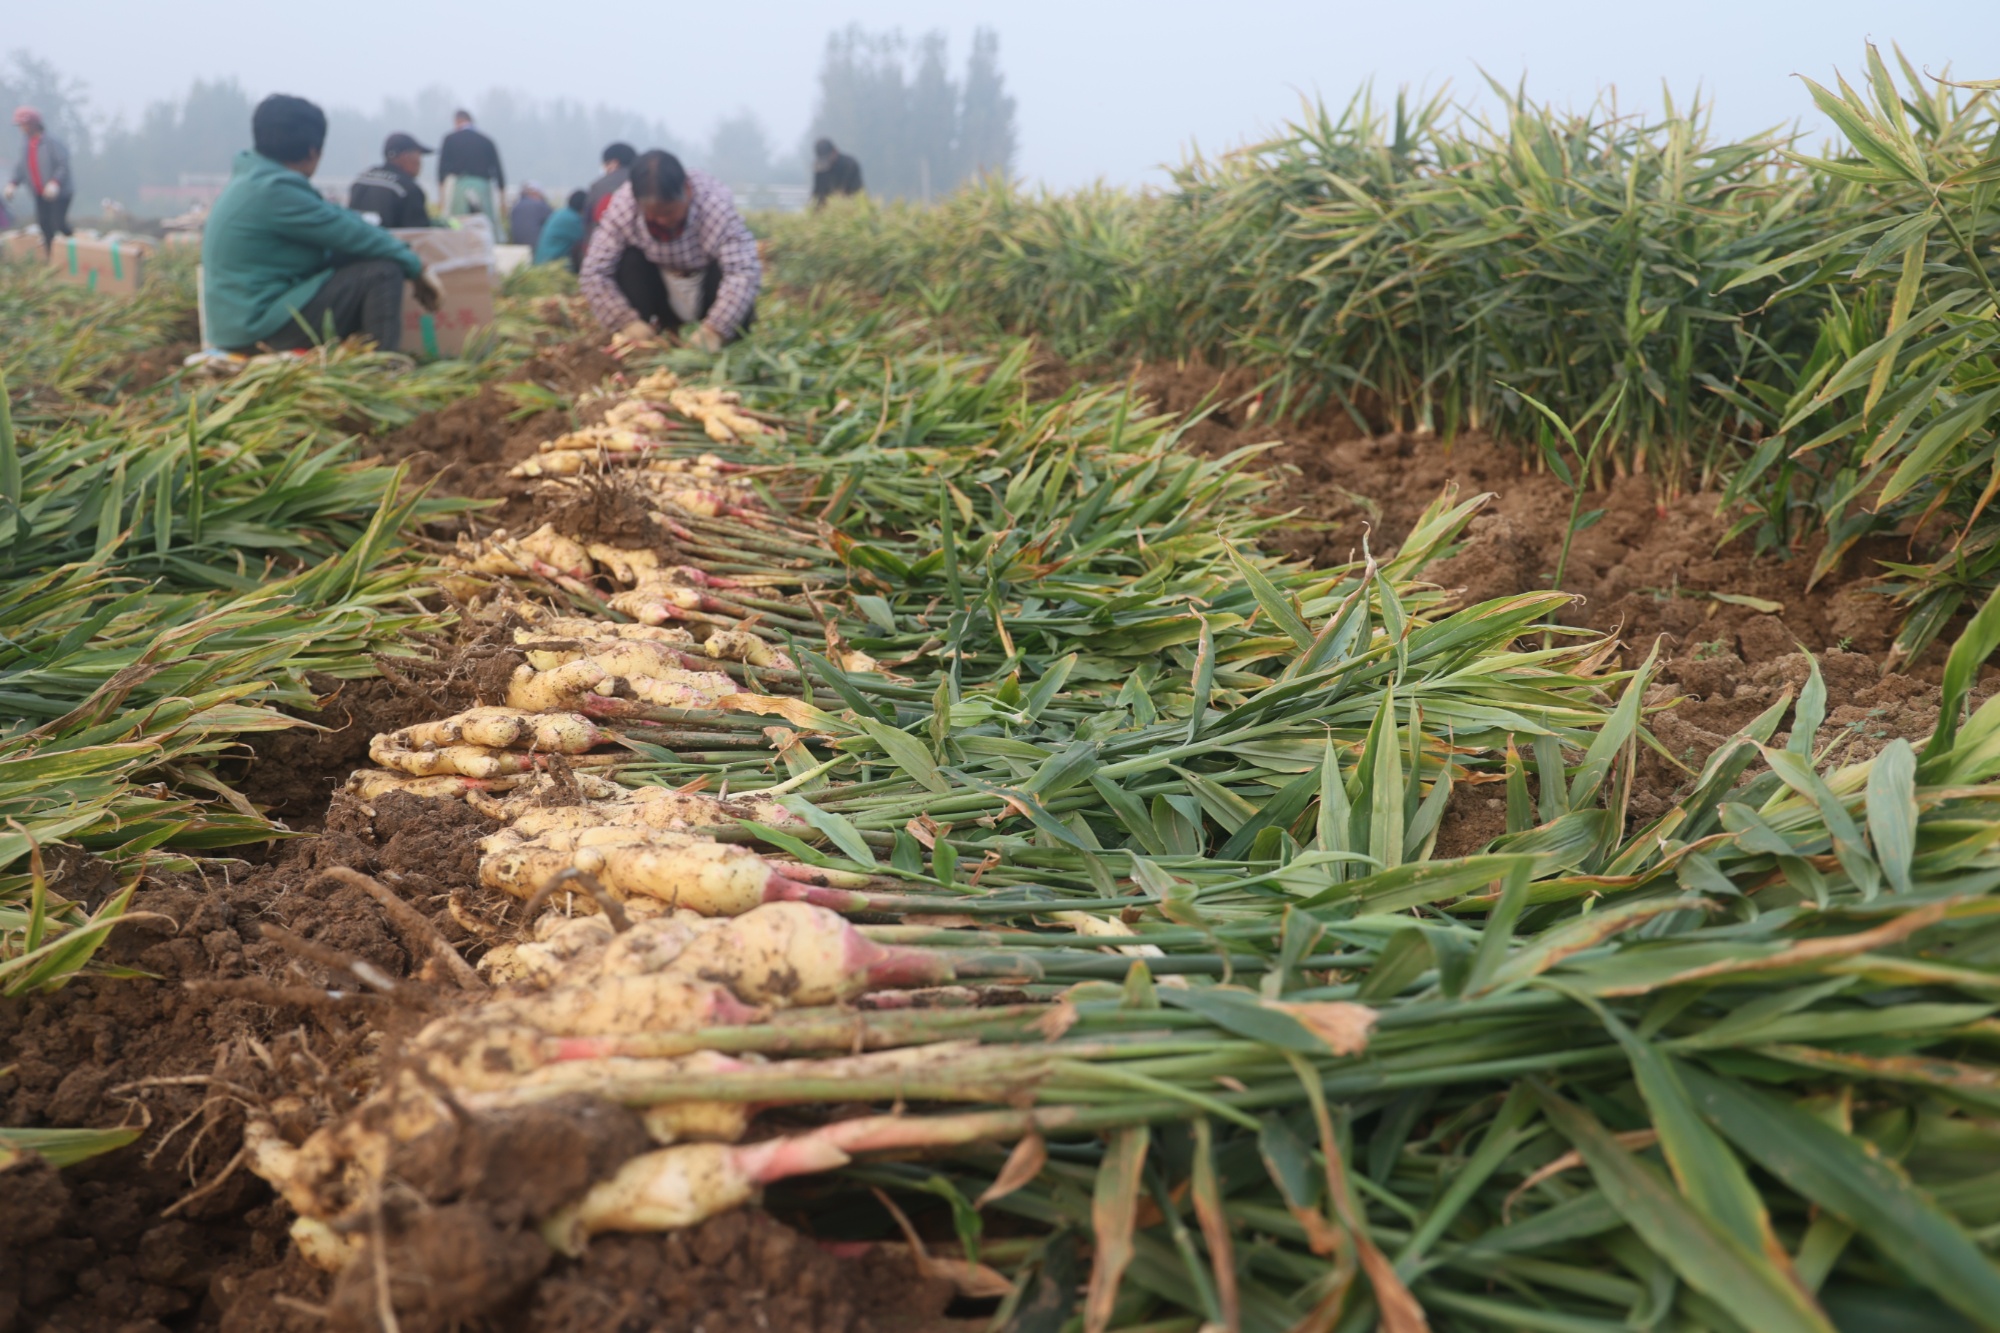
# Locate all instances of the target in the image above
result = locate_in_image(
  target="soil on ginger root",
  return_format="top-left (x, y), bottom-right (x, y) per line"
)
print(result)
top-left (0, 788), bottom-right (979, 1333)
top-left (1130, 360), bottom-right (2000, 833)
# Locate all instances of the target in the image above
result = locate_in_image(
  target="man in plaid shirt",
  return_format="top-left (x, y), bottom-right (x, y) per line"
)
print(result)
top-left (578, 150), bottom-right (760, 353)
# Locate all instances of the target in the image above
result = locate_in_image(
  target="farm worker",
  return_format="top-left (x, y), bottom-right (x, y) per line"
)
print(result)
top-left (583, 141), bottom-right (636, 253)
top-left (810, 138), bottom-right (863, 208)
top-left (535, 190), bottom-right (588, 270)
top-left (579, 149), bottom-right (761, 354)
top-left (201, 94), bottom-right (440, 353)
top-left (509, 181), bottom-right (552, 249)
top-left (6, 107), bottom-right (74, 254)
top-left (348, 132), bottom-right (435, 229)
top-left (438, 109), bottom-right (505, 224)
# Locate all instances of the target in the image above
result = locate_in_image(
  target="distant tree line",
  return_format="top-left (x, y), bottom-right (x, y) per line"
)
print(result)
top-left (0, 50), bottom-right (702, 218)
top-left (808, 26), bottom-right (1017, 200)
top-left (1, 32), bottom-right (1017, 219)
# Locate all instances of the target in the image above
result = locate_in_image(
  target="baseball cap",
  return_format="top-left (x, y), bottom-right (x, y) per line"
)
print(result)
top-left (13, 106), bottom-right (43, 129)
top-left (384, 132), bottom-right (433, 157)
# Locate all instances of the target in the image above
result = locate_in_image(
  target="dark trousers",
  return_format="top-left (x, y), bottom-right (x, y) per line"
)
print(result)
top-left (258, 258), bottom-right (407, 353)
top-left (613, 248), bottom-right (755, 338)
top-left (34, 194), bottom-right (72, 252)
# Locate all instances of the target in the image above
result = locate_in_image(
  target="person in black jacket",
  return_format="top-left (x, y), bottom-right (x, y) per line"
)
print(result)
top-left (811, 138), bottom-right (863, 208)
top-left (348, 133), bottom-right (434, 228)
top-left (438, 110), bottom-right (504, 222)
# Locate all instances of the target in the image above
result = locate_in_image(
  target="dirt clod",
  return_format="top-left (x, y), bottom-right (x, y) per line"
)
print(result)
top-left (525, 1209), bottom-right (962, 1333)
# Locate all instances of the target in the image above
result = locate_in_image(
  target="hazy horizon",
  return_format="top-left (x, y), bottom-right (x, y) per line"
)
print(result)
top-left (7, 0), bottom-right (1989, 190)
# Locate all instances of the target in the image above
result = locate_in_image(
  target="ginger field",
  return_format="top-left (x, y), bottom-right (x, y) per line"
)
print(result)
top-left (6, 48), bottom-right (2000, 1333)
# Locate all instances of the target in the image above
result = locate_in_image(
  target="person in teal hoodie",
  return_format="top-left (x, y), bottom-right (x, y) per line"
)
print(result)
top-left (534, 189), bottom-right (587, 271)
top-left (202, 94), bottom-right (439, 352)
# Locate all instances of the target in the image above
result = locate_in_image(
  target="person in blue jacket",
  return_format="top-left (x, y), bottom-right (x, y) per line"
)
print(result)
top-left (201, 94), bottom-right (439, 352)
top-left (534, 190), bottom-right (588, 270)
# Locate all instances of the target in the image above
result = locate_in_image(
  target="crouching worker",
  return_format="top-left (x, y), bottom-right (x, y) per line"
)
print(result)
top-left (579, 150), bottom-right (759, 353)
top-left (202, 94), bottom-right (439, 354)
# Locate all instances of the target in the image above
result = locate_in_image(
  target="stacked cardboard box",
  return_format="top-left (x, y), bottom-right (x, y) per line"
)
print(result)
top-left (0, 231), bottom-right (152, 295)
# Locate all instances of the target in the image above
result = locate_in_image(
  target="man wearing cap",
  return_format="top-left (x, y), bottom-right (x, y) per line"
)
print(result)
top-left (438, 109), bottom-right (505, 224)
top-left (349, 133), bottom-right (435, 229)
top-left (203, 94), bottom-right (439, 354)
top-left (5, 107), bottom-right (75, 253)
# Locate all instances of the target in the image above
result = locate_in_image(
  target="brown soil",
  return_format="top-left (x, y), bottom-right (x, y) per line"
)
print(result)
top-left (367, 338), bottom-right (624, 528)
top-left (236, 676), bottom-right (446, 827)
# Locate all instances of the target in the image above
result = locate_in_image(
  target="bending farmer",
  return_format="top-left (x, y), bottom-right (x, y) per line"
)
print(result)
top-left (810, 138), bottom-right (863, 207)
top-left (579, 150), bottom-right (760, 354)
top-left (202, 95), bottom-right (440, 353)
top-left (6, 107), bottom-right (74, 253)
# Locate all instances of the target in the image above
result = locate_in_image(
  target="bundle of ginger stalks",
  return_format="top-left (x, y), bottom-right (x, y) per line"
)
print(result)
top-left (251, 315), bottom-right (2000, 1333)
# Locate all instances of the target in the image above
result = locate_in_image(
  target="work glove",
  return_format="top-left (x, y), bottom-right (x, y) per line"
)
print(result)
top-left (687, 323), bottom-right (725, 354)
top-left (411, 271), bottom-right (443, 313)
top-left (41, 181), bottom-right (59, 200)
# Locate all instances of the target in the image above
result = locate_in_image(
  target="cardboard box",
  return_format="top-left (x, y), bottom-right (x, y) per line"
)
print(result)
top-left (391, 225), bottom-right (495, 358)
top-left (400, 266), bottom-right (494, 358)
top-left (2, 232), bottom-right (152, 293)
top-left (49, 235), bottom-right (152, 295)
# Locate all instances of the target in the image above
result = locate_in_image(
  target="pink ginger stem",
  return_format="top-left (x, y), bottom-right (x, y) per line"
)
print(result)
top-left (760, 876), bottom-right (873, 914)
top-left (844, 929), bottom-right (956, 991)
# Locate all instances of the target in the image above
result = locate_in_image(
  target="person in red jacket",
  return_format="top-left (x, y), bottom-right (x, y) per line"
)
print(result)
top-left (6, 107), bottom-right (74, 254)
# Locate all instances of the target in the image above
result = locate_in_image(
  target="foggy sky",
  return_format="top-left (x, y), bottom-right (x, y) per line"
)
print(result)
top-left (8, 0), bottom-right (1989, 188)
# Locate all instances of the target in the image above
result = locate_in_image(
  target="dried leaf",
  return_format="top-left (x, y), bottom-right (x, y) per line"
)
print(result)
top-left (1084, 1126), bottom-right (1149, 1333)
top-left (1035, 1000), bottom-right (1080, 1041)
top-left (1191, 1118), bottom-right (1241, 1333)
top-left (722, 693), bottom-right (843, 731)
top-left (1707, 592), bottom-right (1785, 614)
top-left (975, 1133), bottom-right (1048, 1209)
top-left (1267, 1001), bottom-right (1378, 1055)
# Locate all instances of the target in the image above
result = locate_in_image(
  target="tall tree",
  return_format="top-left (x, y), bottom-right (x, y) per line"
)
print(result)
top-left (88, 78), bottom-right (253, 208)
top-left (707, 111), bottom-right (777, 185)
top-left (906, 32), bottom-right (956, 201)
top-left (957, 27), bottom-right (1017, 184)
top-left (810, 26), bottom-right (912, 196)
top-left (807, 26), bottom-right (1018, 201)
